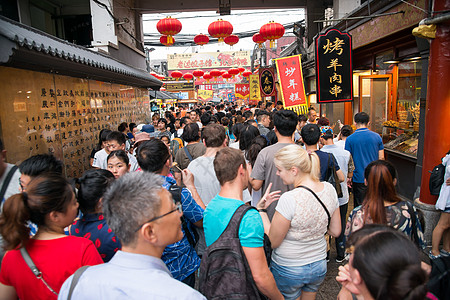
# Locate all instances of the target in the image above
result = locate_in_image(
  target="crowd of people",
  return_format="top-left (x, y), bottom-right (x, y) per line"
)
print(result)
top-left (0, 101), bottom-right (448, 300)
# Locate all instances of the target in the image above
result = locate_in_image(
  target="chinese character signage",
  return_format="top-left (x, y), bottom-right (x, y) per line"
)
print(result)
top-left (198, 89), bottom-right (213, 101)
top-left (167, 51), bottom-right (251, 70)
top-left (315, 28), bottom-right (353, 103)
top-left (235, 84), bottom-right (250, 99)
top-left (162, 78), bottom-right (194, 91)
top-left (259, 67), bottom-right (276, 97)
top-left (274, 54), bottom-right (308, 114)
top-left (249, 74), bottom-right (261, 103)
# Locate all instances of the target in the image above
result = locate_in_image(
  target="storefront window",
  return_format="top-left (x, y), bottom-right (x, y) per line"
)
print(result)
top-left (360, 76), bottom-right (391, 134)
top-left (320, 102), bottom-right (345, 134)
top-left (397, 61), bottom-right (421, 124)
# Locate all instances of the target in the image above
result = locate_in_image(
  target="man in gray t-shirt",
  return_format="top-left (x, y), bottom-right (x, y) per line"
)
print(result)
top-left (250, 110), bottom-right (299, 219)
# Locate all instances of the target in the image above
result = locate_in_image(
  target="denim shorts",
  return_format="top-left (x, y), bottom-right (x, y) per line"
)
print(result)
top-left (270, 259), bottom-right (327, 300)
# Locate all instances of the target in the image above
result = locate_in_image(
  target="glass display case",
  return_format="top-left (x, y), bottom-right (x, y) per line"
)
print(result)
top-left (382, 126), bottom-right (418, 158)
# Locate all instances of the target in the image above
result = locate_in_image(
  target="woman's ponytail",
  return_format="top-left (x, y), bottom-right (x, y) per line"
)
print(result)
top-left (0, 193), bottom-right (31, 250)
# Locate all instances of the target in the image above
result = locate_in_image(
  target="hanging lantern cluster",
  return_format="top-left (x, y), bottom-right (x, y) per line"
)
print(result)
top-left (208, 19), bottom-right (233, 43)
top-left (224, 34), bottom-right (239, 47)
top-left (194, 34), bottom-right (209, 47)
top-left (210, 69), bottom-right (222, 78)
top-left (193, 69), bottom-right (204, 78)
top-left (203, 72), bottom-right (212, 82)
top-left (238, 67), bottom-right (246, 74)
top-left (157, 16), bottom-right (182, 46)
top-left (252, 33), bottom-right (266, 48)
top-left (242, 70), bottom-right (252, 78)
top-left (183, 72), bottom-right (194, 82)
top-left (228, 67), bottom-right (240, 78)
top-left (259, 21), bottom-right (284, 49)
top-left (221, 72), bottom-right (232, 81)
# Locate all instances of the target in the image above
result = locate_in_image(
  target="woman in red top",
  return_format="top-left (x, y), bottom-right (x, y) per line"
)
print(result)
top-left (0, 173), bottom-right (103, 300)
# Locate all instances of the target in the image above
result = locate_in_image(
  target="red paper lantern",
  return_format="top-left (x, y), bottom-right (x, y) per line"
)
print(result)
top-left (208, 19), bottom-right (233, 43)
top-left (193, 69), bottom-right (204, 78)
top-left (259, 21), bottom-right (284, 48)
top-left (171, 70), bottom-right (183, 80)
top-left (183, 72), bottom-right (193, 82)
top-left (224, 34), bottom-right (239, 46)
top-left (221, 72), bottom-right (232, 80)
top-left (252, 33), bottom-right (266, 48)
top-left (238, 67), bottom-right (245, 74)
top-left (160, 35), bottom-right (174, 46)
top-left (242, 70), bottom-right (252, 78)
top-left (228, 67), bottom-right (240, 78)
top-left (203, 72), bottom-right (212, 82)
top-left (194, 34), bottom-right (209, 46)
top-left (157, 17), bottom-right (182, 44)
top-left (210, 69), bottom-right (222, 78)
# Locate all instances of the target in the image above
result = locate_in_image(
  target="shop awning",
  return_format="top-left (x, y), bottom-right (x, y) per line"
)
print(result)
top-left (149, 90), bottom-right (180, 100)
top-left (0, 16), bottom-right (162, 89)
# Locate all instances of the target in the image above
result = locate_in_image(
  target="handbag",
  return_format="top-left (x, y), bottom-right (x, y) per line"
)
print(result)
top-left (20, 247), bottom-right (58, 295)
top-left (326, 153), bottom-right (343, 198)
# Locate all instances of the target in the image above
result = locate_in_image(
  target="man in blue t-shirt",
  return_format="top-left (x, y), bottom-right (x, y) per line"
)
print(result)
top-left (204, 148), bottom-right (283, 300)
top-left (345, 112), bottom-right (384, 207)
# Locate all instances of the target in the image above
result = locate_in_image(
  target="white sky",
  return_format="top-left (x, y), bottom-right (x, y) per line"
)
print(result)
top-left (143, 9), bottom-right (305, 61)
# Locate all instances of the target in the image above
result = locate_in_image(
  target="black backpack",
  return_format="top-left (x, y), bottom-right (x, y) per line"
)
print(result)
top-left (427, 256), bottom-right (450, 300)
top-left (429, 163), bottom-right (445, 195)
top-left (168, 184), bottom-right (198, 248)
top-left (199, 205), bottom-right (267, 300)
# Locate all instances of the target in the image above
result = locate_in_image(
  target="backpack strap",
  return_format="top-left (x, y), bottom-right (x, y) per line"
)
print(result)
top-left (184, 147), bottom-right (194, 161)
top-left (67, 266), bottom-right (90, 300)
top-left (297, 185), bottom-right (331, 227)
top-left (0, 165), bottom-right (18, 202)
top-left (220, 205), bottom-right (254, 239)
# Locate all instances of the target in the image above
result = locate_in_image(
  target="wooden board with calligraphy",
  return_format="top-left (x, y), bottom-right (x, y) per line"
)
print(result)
top-left (259, 67), bottom-right (276, 97)
top-left (315, 28), bottom-right (353, 103)
top-left (249, 74), bottom-right (261, 105)
top-left (0, 66), bottom-right (149, 178)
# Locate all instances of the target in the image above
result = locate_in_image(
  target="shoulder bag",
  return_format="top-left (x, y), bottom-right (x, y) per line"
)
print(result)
top-left (326, 153), bottom-right (343, 198)
top-left (20, 247), bottom-right (58, 295)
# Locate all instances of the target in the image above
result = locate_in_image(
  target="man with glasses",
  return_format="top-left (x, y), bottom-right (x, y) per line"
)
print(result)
top-left (136, 139), bottom-right (204, 288)
top-left (59, 172), bottom-right (206, 299)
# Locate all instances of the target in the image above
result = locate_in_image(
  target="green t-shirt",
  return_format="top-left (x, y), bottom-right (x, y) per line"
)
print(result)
top-left (204, 195), bottom-right (264, 248)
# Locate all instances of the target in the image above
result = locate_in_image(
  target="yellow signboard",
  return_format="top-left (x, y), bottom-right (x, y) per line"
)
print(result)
top-left (249, 74), bottom-right (261, 102)
top-left (198, 89), bottom-right (213, 101)
top-left (168, 51), bottom-right (251, 70)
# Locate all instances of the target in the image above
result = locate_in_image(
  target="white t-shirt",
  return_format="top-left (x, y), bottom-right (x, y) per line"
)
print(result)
top-left (0, 163), bottom-right (21, 202)
top-left (272, 182), bottom-right (339, 267)
top-left (93, 149), bottom-right (139, 171)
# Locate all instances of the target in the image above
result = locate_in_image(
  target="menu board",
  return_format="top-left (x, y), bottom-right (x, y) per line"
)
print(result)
top-left (0, 66), bottom-right (150, 178)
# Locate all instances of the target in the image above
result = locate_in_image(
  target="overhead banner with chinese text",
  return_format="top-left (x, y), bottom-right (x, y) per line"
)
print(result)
top-left (259, 67), bottom-right (276, 97)
top-left (315, 28), bottom-right (353, 103)
top-left (235, 84), bottom-right (250, 99)
top-left (249, 74), bottom-right (261, 104)
top-left (197, 89), bottom-right (213, 101)
top-left (168, 51), bottom-right (251, 70)
top-left (274, 55), bottom-right (308, 114)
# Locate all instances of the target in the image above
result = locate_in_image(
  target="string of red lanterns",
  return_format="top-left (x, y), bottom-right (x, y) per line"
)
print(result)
top-left (208, 19), bottom-right (233, 43)
top-left (194, 34), bottom-right (209, 47)
top-left (224, 34), bottom-right (239, 47)
top-left (259, 21), bottom-right (285, 48)
top-left (157, 17), bottom-right (182, 45)
top-left (252, 33), bottom-right (266, 48)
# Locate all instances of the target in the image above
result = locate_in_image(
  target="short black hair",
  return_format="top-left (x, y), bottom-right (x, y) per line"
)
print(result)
top-left (298, 114), bottom-right (307, 122)
top-left (137, 139), bottom-right (170, 173)
top-left (276, 101), bottom-right (283, 106)
top-left (355, 112), bottom-right (370, 124)
top-left (19, 154), bottom-right (63, 177)
top-left (158, 118), bottom-right (168, 126)
top-left (182, 123), bottom-right (200, 142)
top-left (341, 125), bottom-right (353, 137)
top-left (201, 113), bottom-right (212, 126)
top-left (180, 117), bottom-right (189, 126)
top-left (76, 169), bottom-right (115, 214)
top-left (273, 110), bottom-right (298, 136)
top-left (256, 110), bottom-right (270, 122)
top-left (107, 150), bottom-right (129, 165)
top-left (106, 131), bottom-right (126, 145)
top-left (243, 110), bottom-right (253, 120)
top-left (239, 124), bottom-right (260, 151)
top-left (301, 124), bottom-right (321, 145)
top-left (118, 122), bottom-right (128, 133)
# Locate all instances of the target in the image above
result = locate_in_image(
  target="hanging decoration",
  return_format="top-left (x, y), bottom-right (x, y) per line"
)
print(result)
top-left (221, 72), bottom-right (232, 81)
top-left (224, 34), bottom-right (239, 47)
top-left (160, 35), bottom-right (174, 46)
top-left (228, 67), bottom-right (240, 78)
top-left (238, 67), bottom-right (246, 74)
top-left (203, 72), bottom-right (212, 82)
top-left (182, 72), bottom-right (194, 82)
top-left (260, 21), bottom-right (285, 48)
top-left (220, 70), bottom-right (226, 76)
top-left (171, 70), bottom-right (183, 80)
top-left (252, 33), bottom-right (266, 48)
top-left (210, 69), bottom-right (222, 78)
top-left (242, 70), bottom-right (252, 78)
top-left (194, 34), bottom-right (209, 47)
top-left (208, 19), bottom-right (233, 43)
top-left (193, 69), bottom-right (204, 78)
top-left (157, 17), bottom-right (182, 44)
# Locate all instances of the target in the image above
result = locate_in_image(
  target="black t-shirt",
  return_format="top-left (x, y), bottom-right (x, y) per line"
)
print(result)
top-left (315, 150), bottom-right (340, 181)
